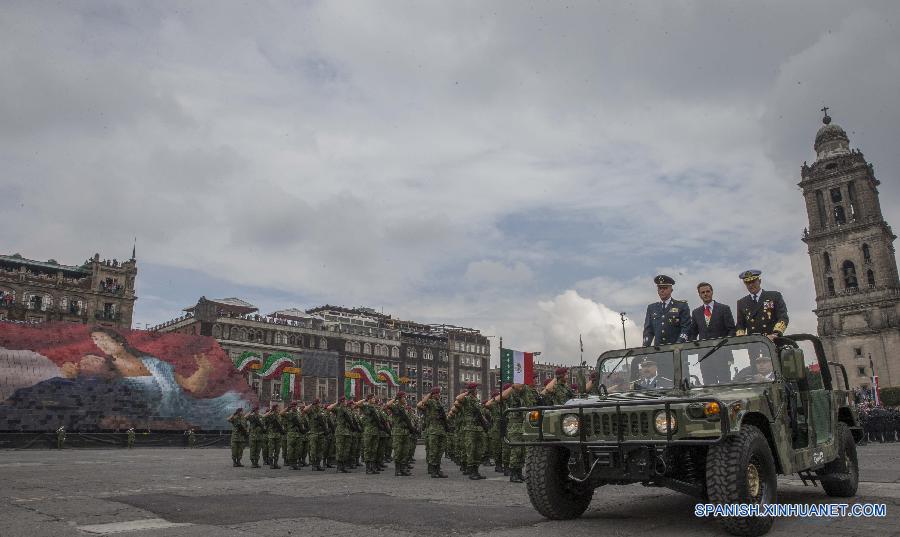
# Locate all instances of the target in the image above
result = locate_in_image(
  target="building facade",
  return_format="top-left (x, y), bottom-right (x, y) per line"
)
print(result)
top-left (152, 300), bottom-right (491, 405)
top-left (800, 112), bottom-right (900, 389)
top-left (0, 252), bottom-right (137, 328)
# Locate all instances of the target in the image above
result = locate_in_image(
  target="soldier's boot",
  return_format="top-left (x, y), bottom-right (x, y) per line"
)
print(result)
top-left (468, 466), bottom-right (486, 480)
top-left (461, 465), bottom-right (470, 475)
top-left (510, 467), bottom-right (524, 483)
top-left (433, 465), bottom-right (448, 478)
top-left (395, 463), bottom-right (411, 477)
top-left (232, 457), bottom-right (240, 467)
top-left (494, 463), bottom-right (503, 473)
top-left (503, 467), bottom-right (510, 476)
top-left (271, 463), bottom-right (281, 469)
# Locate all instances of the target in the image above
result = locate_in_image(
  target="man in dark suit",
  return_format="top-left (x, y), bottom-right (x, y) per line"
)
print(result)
top-left (688, 282), bottom-right (736, 340)
top-left (642, 275), bottom-right (691, 346)
top-left (688, 282), bottom-right (737, 385)
top-left (735, 270), bottom-right (789, 340)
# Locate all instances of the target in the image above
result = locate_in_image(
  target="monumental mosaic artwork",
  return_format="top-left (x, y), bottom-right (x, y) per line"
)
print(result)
top-left (0, 323), bottom-right (258, 431)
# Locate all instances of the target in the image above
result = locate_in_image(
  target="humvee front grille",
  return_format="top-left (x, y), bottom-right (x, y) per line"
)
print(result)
top-left (592, 411), bottom-right (653, 438)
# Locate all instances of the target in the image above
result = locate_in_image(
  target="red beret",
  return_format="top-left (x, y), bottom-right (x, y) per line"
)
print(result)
top-left (543, 378), bottom-right (552, 387)
top-left (430, 386), bottom-right (441, 395)
top-left (289, 402), bottom-right (297, 408)
top-left (312, 399), bottom-right (320, 405)
top-left (252, 405), bottom-right (260, 411)
top-left (570, 383), bottom-right (579, 391)
top-left (365, 393), bottom-right (375, 399)
top-left (589, 372), bottom-right (597, 380)
top-left (555, 367), bottom-right (568, 377)
top-left (501, 383), bottom-right (512, 391)
top-left (397, 391), bottom-right (406, 397)
top-left (338, 396), bottom-right (346, 403)
top-left (491, 390), bottom-right (500, 397)
top-left (466, 382), bottom-right (479, 390)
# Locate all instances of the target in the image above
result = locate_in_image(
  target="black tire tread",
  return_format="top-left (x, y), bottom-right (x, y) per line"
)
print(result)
top-left (819, 422), bottom-right (859, 497)
top-left (706, 424), bottom-right (776, 537)
top-left (524, 446), bottom-right (593, 520)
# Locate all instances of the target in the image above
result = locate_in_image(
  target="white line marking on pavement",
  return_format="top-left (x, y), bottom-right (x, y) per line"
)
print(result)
top-left (0, 462), bottom-right (45, 467)
top-left (77, 519), bottom-right (191, 534)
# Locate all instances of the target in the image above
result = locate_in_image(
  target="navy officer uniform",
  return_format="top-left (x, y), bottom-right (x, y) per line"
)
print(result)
top-left (735, 270), bottom-right (789, 336)
top-left (642, 275), bottom-right (691, 346)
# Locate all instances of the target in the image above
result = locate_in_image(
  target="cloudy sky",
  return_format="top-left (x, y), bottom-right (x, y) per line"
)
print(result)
top-left (3, 1), bottom-right (899, 366)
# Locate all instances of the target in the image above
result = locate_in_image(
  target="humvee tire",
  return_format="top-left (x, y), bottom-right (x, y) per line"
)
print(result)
top-left (524, 445), bottom-right (594, 520)
top-left (706, 424), bottom-right (777, 537)
top-left (818, 422), bottom-right (859, 497)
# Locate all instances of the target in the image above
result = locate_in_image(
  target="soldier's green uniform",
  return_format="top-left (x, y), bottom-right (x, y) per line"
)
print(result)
top-left (546, 369), bottom-right (575, 406)
top-left (324, 410), bottom-right (336, 468)
top-left (488, 395), bottom-right (504, 471)
top-left (297, 410), bottom-right (310, 467)
top-left (56, 426), bottom-right (66, 449)
top-left (421, 389), bottom-right (449, 478)
top-left (360, 396), bottom-right (382, 474)
top-left (126, 428), bottom-right (135, 449)
top-left (185, 429), bottom-right (196, 448)
top-left (507, 385), bottom-right (536, 483)
top-left (377, 405), bottom-right (391, 465)
top-left (305, 401), bottom-right (325, 471)
top-left (285, 404), bottom-right (304, 470)
top-left (228, 409), bottom-right (248, 467)
top-left (349, 406), bottom-right (363, 468)
top-left (455, 383), bottom-right (487, 480)
top-left (263, 406), bottom-right (284, 469)
top-left (387, 394), bottom-right (413, 476)
top-left (331, 399), bottom-right (354, 472)
top-left (246, 407), bottom-right (266, 468)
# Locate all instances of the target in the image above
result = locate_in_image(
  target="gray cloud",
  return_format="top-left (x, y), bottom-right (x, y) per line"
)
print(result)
top-left (2, 1), bottom-right (897, 364)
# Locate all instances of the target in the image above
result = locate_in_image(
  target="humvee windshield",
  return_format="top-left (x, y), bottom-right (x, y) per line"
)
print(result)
top-left (597, 351), bottom-right (676, 392)
top-left (682, 341), bottom-right (775, 387)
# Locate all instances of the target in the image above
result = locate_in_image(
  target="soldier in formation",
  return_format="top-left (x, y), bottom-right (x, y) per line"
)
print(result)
top-left (327, 397), bottom-right (354, 473)
top-left (417, 386), bottom-right (449, 478)
top-left (56, 426), bottom-right (66, 449)
top-left (246, 405), bottom-right (266, 468)
top-left (450, 382), bottom-right (487, 480)
top-left (126, 427), bottom-right (135, 449)
top-left (228, 407), bottom-right (248, 467)
top-left (303, 399), bottom-right (326, 471)
top-left (541, 367), bottom-right (574, 405)
top-left (263, 403), bottom-right (284, 469)
top-left (386, 391), bottom-right (415, 476)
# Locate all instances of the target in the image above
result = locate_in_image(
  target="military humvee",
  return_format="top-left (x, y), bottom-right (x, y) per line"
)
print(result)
top-left (506, 334), bottom-right (861, 537)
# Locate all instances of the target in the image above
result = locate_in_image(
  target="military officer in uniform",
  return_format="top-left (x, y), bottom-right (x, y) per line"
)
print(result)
top-left (643, 275), bottom-right (691, 346)
top-left (735, 270), bottom-right (788, 340)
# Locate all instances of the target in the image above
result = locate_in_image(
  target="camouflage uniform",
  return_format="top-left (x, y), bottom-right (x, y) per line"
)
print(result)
top-left (488, 399), bottom-right (504, 471)
top-left (360, 398), bottom-right (383, 473)
top-left (507, 386), bottom-right (536, 482)
top-left (332, 402), bottom-right (354, 472)
top-left (457, 391), bottom-right (487, 479)
top-left (387, 396), bottom-right (413, 476)
top-left (422, 395), bottom-right (449, 478)
top-left (263, 407), bottom-right (284, 469)
top-left (285, 406), bottom-right (305, 469)
top-left (306, 403), bottom-right (325, 470)
top-left (228, 410), bottom-right (248, 467)
top-left (246, 409), bottom-right (266, 468)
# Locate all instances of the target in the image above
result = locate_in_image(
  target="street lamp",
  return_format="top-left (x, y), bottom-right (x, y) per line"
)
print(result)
top-left (619, 312), bottom-right (628, 347)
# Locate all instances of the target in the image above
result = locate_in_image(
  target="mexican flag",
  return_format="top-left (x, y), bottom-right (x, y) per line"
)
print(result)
top-left (500, 348), bottom-right (534, 385)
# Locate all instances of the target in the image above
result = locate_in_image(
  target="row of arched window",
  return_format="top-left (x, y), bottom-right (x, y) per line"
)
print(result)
top-left (344, 341), bottom-right (401, 357)
top-left (821, 244), bottom-right (877, 295)
top-left (0, 288), bottom-right (86, 315)
top-left (216, 325), bottom-right (329, 349)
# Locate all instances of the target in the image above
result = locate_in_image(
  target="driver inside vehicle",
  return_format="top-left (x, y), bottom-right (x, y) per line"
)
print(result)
top-left (734, 356), bottom-right (775, 382)
top-left (632, 360), bottom-right (672, 390)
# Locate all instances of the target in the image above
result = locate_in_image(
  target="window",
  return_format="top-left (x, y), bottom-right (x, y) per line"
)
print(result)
top-left (854, 347), bottom-right (863, 357)
top-left (363, 343), bottom-right (371, 354)
top-left (830, 187), bottom-right (842, 203)
top-left (862, 244), bottom-right (871, 263)
top-left (391, 347), bottom-right (399, 358)
top-left (423, 348), bottom-right (433, 360)
top-left (847, 180), bottom-right (858, 218)
top-left (867, 270), bottom-right (876, 288)
top-left (319, 338), bottom-right (328, 350)
top-left (474, 357), bottom-right (481, 368)
top-left (857, 366), bottom-right (866, 377)
top-left (213, 325), bottom-right (222, 338)
top-left (407, 347), bottom-right (418, 359)
top-left (827, 277), bottom-right (835, 296)
top-left (842, 260), bottom-right (858, 289)
top-left (823, 252), bottom-right (831, 273)
top-left (834, 205), bottom-right (846, 225)
top-left (815, 190), bottom-right (827, 228)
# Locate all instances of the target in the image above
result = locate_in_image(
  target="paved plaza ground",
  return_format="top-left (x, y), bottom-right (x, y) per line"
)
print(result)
top-left (1, 443), bottom-right (898, 537)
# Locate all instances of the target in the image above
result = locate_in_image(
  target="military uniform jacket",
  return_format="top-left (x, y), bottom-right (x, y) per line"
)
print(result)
top-left (735, 290), bottom-right (788, 336)
top-left (458, 394), bottom-right (483, 432)
top-left (306, 407), bottom-right (325, 435)
top-left (359, 403), bottom-right (381, 435)
top-left (643, 299), bottom-right (691, 346)
top-left (387, 402), bottom-right (412, 435)
top-left (263, 411), bottom-right (284, 436)
top-left (228, 415), bottom-right (248, 442)
top-left (423, 398), bottom-right (448, 434)
top-left (284, 411), bottom-right (303, 435)
top-left (246, 413), bottom-right (265, 437)
top-left (332, 406), bottom-right (353, 436)
top-left (548, 382), bottom-right (574, 406)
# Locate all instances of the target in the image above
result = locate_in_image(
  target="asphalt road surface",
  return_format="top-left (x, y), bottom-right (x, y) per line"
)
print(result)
top-left (1, 443), bottom-right (898, 537)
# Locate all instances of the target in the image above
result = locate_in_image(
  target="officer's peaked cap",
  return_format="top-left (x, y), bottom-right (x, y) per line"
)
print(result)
top-left (740, 269), bottom-right (762, 282)
top-left (654, 274), bottom-right (675, 286)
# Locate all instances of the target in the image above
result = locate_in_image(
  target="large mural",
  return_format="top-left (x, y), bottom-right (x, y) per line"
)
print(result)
top-left (0, 323), bottom-right (258, 432)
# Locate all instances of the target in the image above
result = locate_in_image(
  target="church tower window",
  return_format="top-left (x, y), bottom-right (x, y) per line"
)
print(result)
top-left (847, 181), bottom-right (858, 219)
top-left (815, 190), bottom-right (827, 228)
top-left (867, 270), bottom-right (876, 288)
top-left (834, 205), bottom-right (846, 225)
top-left (826, 277), bottom-right (835, 296)
top-left (842, 260), bottom-right (858, 289)
top-left (823, 252), bottom-right (831, 273)
top-left (862, 243), bottom-right (871, 263)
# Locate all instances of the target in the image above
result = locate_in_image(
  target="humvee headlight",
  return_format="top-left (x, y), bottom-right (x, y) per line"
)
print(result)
top-left (561, 414), bottom-right (580, 436)
top-left (703, 402), bottom-right (720, 417)
top-left (654, 410), bottom-right (677, 434)
top-left (528, 410), bottom-right (541, 426)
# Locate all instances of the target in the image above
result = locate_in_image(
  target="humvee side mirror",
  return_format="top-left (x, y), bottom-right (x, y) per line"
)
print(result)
top-left (780, 348), bottom-right (806, 381)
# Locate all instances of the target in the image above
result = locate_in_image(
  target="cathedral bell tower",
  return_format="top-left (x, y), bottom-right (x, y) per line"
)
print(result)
top-left (800, 109), bottom-right (900, 390)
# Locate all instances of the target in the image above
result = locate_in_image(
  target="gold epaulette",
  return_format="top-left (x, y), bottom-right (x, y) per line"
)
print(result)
top-left (772, 321), bottom-right (787, 334)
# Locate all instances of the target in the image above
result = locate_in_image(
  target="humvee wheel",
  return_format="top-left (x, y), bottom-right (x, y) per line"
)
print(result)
top-left (818, 422), bottom-right (859, 497)
top-left (706, 424), bottom-right (777, 537)
top-left (524, 446), bottom-right (594, 520)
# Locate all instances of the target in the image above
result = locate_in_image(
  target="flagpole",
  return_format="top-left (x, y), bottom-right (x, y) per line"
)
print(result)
top-left (499, 336), bottom-right (503, 387)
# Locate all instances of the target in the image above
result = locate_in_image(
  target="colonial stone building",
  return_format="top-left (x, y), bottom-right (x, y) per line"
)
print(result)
top-left (0, 252), bottom-right (137, 328)
top-left (800, 111), bottom-right (900, 390)
top-left (152, 299), bottom-right (492, 404)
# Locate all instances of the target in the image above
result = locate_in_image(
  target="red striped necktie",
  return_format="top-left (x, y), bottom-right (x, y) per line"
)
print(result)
top-left (704, 305), bottom-right (711, 325)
